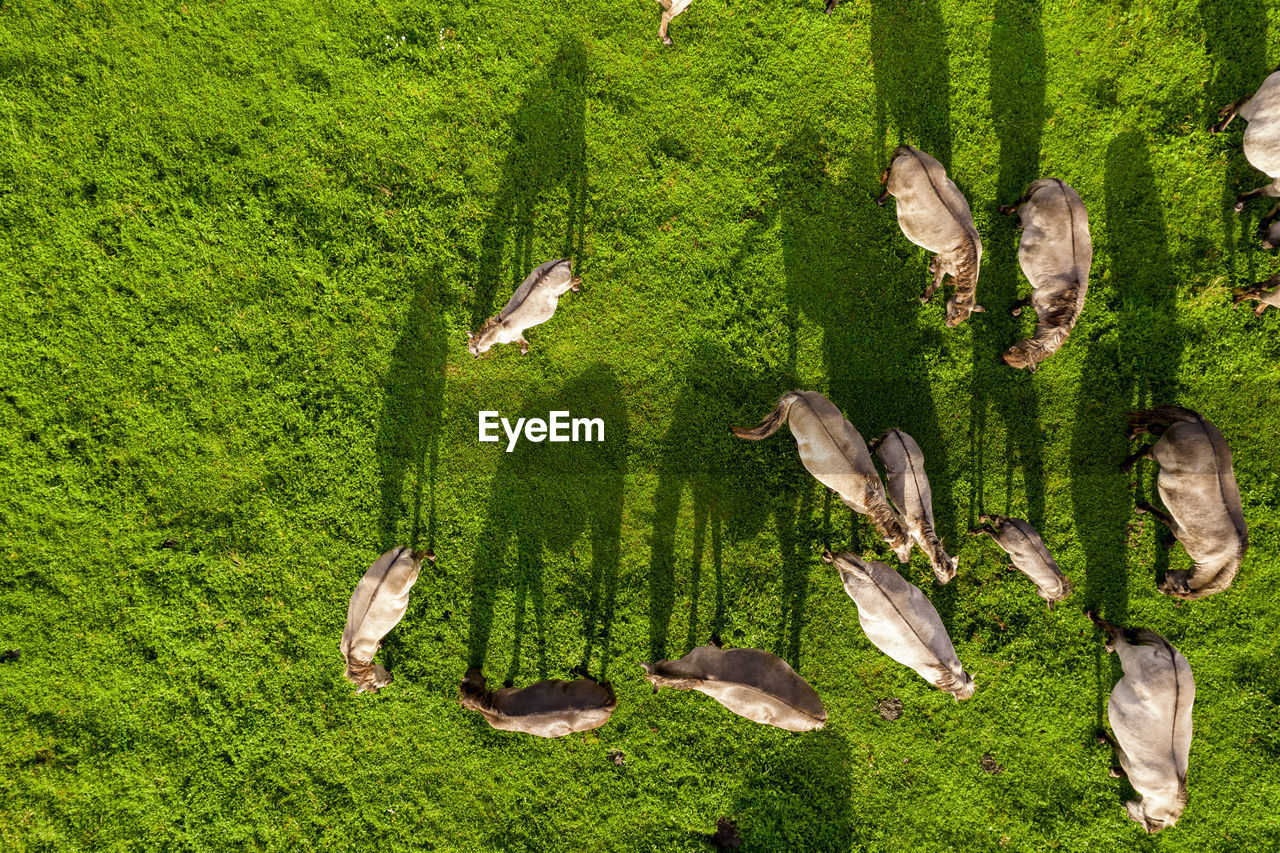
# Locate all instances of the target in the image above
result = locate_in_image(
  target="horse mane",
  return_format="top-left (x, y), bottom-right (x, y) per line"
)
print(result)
top-left (865, 488), bottom-right (909, 547)
top-left (1003, 279), bottom-right (1083, 367)
top-left (640, 663), bottom-right (700, 691)
top-left (472, 314), bottom-right (504, 341)
top-left (949, 234), bottom-right (981, 300)
top-left (931, 664), bottom-right (972, 698)
top-left (646, 674), bottom-right (701, 691)
top-left (923, 529), bottom-right (954, 573)
top-left (932, 667), bottom-right (960, 692)
top-left (1039, 278), bottom-right (1083, 331)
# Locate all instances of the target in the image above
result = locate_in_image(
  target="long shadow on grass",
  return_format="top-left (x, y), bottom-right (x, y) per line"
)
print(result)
top-left (721, 729), bottom-right (855, 852)
top-left (647, 339), bottom-right (821, 669)
top-left (1071, 130), bottom-right (1183, 713)
top-left (1200, 0), bottom-right (1269, 280)
top-left (376, 270), bottom-right (448, 552)
top-left (870, 0), bottom-right (952, 168)
top-left (465, 364), bottom-right (627, 683)
top-left (778, 123), bottom-right (960, 632)
top-left (970, 0), bottom-right (1046, 528)
top-left (470, 35), bottom-right (589, 331)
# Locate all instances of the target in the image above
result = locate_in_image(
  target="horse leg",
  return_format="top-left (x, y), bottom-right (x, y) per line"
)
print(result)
top-left (1134, 501), bottom-right (1173, 529)
top-left (1119, 445), bottom-right (1150, 474)
top-left (1211, 96), bottom-right (1250, 133)
top-left (1093, 727), bottom-right (1126, 776)
top-left (1235, 185), bottom-right (1268, 213)
top-left (1086, 610), bottom-right (1122, 651)
top-left (920, 257), bottom-right (945, 303)
top-left (875, 166), bottom-right (892, 206)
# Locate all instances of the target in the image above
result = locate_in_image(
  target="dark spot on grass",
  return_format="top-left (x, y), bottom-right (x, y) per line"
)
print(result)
top-left (705, 817), bottom-right (743, 850)
top-left (1088, 77), bottom-right (1118, 107)
top-left (295, 66), bottom-right (331, 92)
top-left (650, 135), bottom-right (692, 164)
top-left (876, 698), bottom-right (903, 721)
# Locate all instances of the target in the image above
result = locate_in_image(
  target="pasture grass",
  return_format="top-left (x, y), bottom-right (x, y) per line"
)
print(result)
top-left (2, 0), bottom-right (1279, 850)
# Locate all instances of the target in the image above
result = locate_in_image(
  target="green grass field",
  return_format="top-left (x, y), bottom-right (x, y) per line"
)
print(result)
top-left (3, 0), bottom-right (1279, 850)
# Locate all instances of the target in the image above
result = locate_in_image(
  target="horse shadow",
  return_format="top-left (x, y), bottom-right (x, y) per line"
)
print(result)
top-left (870, 0), bottom-right (953, 169)
top-left (471, 35), bottom-right (589, 331)
top-left (1072, 129), bottom-right (1184, 718)
top-left (969, 0), bottom-right (1047, 529)
top-left (1200, 0), bottom-right (1269, 278)
top-left (375, 268), bottom-right (448, 553)
top-left (719, 728), bottom-right (856, 852)
top-left (647, 338), bottom-right (823, 670)
top-left (464, 364), bottom-right (628, 685)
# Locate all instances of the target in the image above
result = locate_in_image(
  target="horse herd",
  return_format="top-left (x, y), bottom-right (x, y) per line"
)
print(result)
top-left (336, 52), bottom-right (1279, 840)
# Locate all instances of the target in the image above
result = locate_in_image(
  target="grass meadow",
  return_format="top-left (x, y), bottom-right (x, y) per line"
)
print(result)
top-left (2, 0), bottom-right (1279, 850)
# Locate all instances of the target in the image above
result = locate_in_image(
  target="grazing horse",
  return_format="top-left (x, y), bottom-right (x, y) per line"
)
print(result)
top-left (467, 258), bottom-right (581, 357)
top-left (971, 515), bottom-right (1072, 608)
top-left (1212, 67), bottom-right (1280, 236)
top-left (1088, 612), bottom-right (1194, 834)
top-left (642, 645), bottom-right (828, 732)
top-left (877, 145), bottom-right (985, 326)
top-left (458, 669), bottom-right (617, 737)
top-left (870, 428), bottom-right (957, 583)
top-left (1123, 407), bottom-right (1247, 599)
top-left (825, 551), bottom-right (975, 700)
top-left (341, 547), bottom-right (430, 693)
top-left (733, 391), bottom-right (913, 562)
top-left (997, 178), bottom-right (1092, 371)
